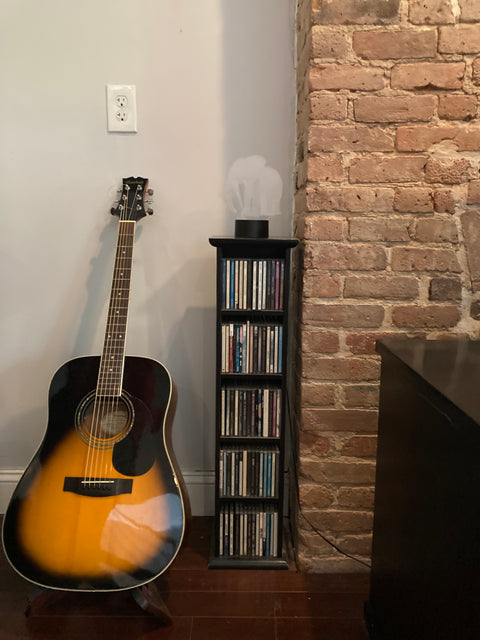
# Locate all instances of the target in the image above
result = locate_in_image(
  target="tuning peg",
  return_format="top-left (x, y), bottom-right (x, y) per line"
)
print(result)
top-left (147, 208), bottom-right (154, 215)
top-left (110, 207), bottom-right (116, 215)
top-left (147, 188), bottom-right (154, 196)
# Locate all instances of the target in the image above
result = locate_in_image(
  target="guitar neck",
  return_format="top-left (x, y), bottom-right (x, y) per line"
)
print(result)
top-left (97, 220), bottom-right (136, 397)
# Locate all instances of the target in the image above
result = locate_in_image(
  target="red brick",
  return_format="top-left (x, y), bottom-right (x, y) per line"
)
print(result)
top-left (301, 459), bottom-right (377, 485)
top-left (354, 95), bottom-right (436, 122)
top-left (312, 26), bottom-right (349, 58)
top-left (307, 186), bottom-right (394, 212)
top-left (337, 486), bottom-right (375, 509)
top-left (433, 188), bottom-right (456, 213)
top-left (303, 302), bottom-right (385, 327)
top-left (302, 408), bottom-right (379, 432)
top-left (344, 275), bottom-right (419, 299)
top-left (397, 124), bottom-right (480, 151)
top-left (343, 384), bottom-right (380, 408)
top-left (345, 331), bottom-right (428, 354)
top-left (353, 29), bottom-right (437, 59)
top-left (310, 93), bottom-right (348, 120)
top-left (302, 382), bottom-right (337, 406)
top-left (345, 332), bottom-right (382, 355)
top-left (302, 328), bottom-right (340, 353)
top-left (314, 0), bottom-right (401, 25)
top-left (309, 124), bottom-right (394, 152)
top-left (299, 483), bottom-right (335, 508)
top-left (434, 331), bottom-right (470, 340)
top-left (302, 355), bottom-right (380, 381)
top-left (304, 243), bottom-right (388, 271)
top-left (425, 157), bottom-right (475, 184)
top-left (303, 508), bottom-right (374, 534)
top-left (459, 0), bottom-right (480, 22)
top-left (394, 187), bottom-right (434, 212)
top-left (301, 214), bottom-right (346, 240)
top-left (439, 25), bottom-right (480, 53)
top-left (429, 277), bottom-right (462, 301)
top-left (307, 155), bottom-right (344, 183)
top-left (391, 247), bottom-right (461, 272)
top-left (392, 304), bottom-right (461, 328)
top-left (303, 272), bottom-right (342, 298)
top-left (349, 156), bottom-right (427, 183)
top-left (336, 534), bottom-right (373, 556)
top-left (473, 57), bottom-right (480, 85)
top-left (310, 64), bottom-right (385, 91)
top-left (296, 531), bottom-right (336, 559)
top-left (299, 431), bottom-right (331, 458)
top-left (409, 0), bottom-right (455, 24)
top-left (413, 217), bottom-right (459, 243)
top-left (391, 62), bottom-right (465, 90)
top-left (471, 301), bottom-right (480, 320)
top-left (461, 210), bottom-right (480, 291)
top-left (467, 180), bottom-right (480, 204)
top-left (341, 435), bottom-right (378, 458)
top-left (348, 217), bottom-right (411, 242)
top-left (438, 95), bottom-right (477, 120)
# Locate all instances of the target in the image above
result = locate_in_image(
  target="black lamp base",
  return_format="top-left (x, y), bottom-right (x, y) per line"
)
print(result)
top-left (234, 219), bottom-right (269, 239)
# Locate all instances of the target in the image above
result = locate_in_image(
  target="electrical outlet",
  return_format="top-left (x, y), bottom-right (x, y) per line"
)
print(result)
top-left (106, 84), bottom-right (137, 132)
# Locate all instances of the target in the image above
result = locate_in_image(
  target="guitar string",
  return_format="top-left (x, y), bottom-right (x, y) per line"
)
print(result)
top-left (84, 192), bottom-right (120, 486)
top-left (98, 185), bottom-right (137, 485)
top-left (104, 191), bottom-right (134, 482)
top-left (99, 187), bottom-right (131, 483)
top-left (93, 188), bottom-right (128, 485)
top-left (103, 202), bottom-right (127, 482)
top-left (84, 183), bottom-right (136, 486)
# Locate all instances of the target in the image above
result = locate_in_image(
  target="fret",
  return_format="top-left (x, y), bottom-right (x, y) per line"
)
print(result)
top-left (96, 219), bottom-right (136, 394)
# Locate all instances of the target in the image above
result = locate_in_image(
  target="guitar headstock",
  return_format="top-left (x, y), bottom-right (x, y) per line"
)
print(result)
top-left (111, 176), bottom-right (153, 222)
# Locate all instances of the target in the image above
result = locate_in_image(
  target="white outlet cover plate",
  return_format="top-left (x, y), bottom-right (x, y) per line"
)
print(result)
top-left (106, 84), bottom-right (137, 133)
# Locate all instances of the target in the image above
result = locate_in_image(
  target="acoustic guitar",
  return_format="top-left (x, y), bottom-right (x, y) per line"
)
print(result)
top-left (2, 177), bottom-right (186, 592)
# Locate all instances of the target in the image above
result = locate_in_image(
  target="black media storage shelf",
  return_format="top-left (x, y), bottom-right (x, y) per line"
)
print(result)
top-left (209, 237), bottom-right (298, 569)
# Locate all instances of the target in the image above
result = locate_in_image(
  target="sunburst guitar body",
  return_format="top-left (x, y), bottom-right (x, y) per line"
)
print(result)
top-left (2, 178), bottom-right (186, 591)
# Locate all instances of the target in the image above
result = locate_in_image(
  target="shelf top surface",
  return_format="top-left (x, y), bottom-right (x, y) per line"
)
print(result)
top-left (377, 338), bottom-right (480, 424)
top-left (209, 237), bottom-right (299, 248)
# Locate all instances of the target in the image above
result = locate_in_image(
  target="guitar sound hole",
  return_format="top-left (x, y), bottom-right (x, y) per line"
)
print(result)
top-left (76, 391), bottom-right (134, 448)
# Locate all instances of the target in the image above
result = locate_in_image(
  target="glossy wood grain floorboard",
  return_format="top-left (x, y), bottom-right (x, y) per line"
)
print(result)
top-left (0, 516), bottom-right (370, 639)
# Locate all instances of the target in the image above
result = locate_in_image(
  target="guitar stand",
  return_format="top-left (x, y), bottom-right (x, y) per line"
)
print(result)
top-left (25, 582), bottom-right (172, 625)
top-left (131, 583), bottom-right (172, 624)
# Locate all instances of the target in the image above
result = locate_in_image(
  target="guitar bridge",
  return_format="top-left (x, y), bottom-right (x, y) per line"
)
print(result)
top-left (63, 477), bottom-right (133, 497)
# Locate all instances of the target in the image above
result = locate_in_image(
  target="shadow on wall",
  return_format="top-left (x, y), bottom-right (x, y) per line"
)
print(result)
top-left (0, 214), bottom-right (118, 468)
top-left (142, 255), bottom-right (216, 475)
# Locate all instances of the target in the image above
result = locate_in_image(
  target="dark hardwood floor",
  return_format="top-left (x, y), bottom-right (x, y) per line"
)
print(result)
top-left (0, 516), bottom-right (370, 639)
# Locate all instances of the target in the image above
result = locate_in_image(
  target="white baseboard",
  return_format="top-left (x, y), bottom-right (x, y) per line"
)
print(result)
top-left (181, 470), bottom-right (215, 516)
top-left (0, 469), bottom-right (215, 517)
top-left (0, 470), bottom-right (21, 515)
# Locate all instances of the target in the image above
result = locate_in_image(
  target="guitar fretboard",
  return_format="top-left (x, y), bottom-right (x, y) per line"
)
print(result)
top-left (97, 220), bottom-right (135, 397)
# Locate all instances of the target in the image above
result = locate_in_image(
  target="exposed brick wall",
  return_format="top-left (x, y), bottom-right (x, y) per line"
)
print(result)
top-left (294, 0), bottom-right (480, 571)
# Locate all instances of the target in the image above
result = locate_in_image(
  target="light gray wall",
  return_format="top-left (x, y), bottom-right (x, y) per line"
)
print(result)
top-left (0, 0), bottom-right (296, 513)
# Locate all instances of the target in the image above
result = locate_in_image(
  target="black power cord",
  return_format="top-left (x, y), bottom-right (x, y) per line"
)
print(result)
top-left (285, 383), bottom-right (372, 570)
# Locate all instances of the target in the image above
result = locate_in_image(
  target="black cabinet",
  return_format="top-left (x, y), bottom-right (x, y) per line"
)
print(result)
top-left (208, 237), bottom-right (297, 568)
top-left (366, 339), bottom-right (480, 639)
